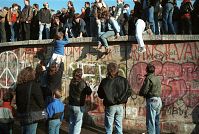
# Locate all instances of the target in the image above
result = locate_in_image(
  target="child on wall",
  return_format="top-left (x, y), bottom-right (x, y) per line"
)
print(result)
top-left (47, 31), bottom-right (69, 67)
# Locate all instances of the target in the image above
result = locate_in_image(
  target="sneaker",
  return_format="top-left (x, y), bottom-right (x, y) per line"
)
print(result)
top-left (97, 43), bottom-right (102, 49)
top-left (137, 47), bottom-right (146, 53)
top-left (105, 47), bottom-right (112, 54)
top-left (146, 28), bottom-right (153, 35)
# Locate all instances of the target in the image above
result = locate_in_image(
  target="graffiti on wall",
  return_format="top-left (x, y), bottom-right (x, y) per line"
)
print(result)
top-left (129, 61), bottom-right (199, 107)
top-left (128, 42), bottom-right (199, 121)
top-left (0, 51), bottom-right (18, 88)
top-left (0, 42), bottom-right (198, 133)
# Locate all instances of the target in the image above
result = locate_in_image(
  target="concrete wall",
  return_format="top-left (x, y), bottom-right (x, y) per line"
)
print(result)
top-left (0, 37), bottom-right (198, 133)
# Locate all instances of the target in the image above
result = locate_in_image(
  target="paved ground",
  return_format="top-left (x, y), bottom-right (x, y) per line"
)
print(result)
top-left (13, 120), bottom-right (146, 134)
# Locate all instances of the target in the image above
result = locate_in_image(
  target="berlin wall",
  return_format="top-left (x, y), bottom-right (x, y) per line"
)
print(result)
top-left (0, 36), bottom-right (198, 133)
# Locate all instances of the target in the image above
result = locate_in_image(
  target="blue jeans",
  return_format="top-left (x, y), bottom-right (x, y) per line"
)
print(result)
top-left (105, 105), bottom-right (124, 134)
top-left (69, 105), bottom-right (85, 134)
top-left (146, 97), bottom-right (162, 134)
top-left (21, 123), bottom-right (38, 134)
top-left (48, 119), bottom-right (61, 134)
top-left (39, 23), bottom-right (51, 40)
top-left (10, 23), bottom-right (17, 41)
top-left (147, 6), bottom-right (155, 34)
top-left (162, 3), bottom-right (175, 34)
top-left (99, 31), bottom-right (115, 48)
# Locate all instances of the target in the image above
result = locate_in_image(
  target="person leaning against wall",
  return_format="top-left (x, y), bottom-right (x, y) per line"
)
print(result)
top-left (139, 63), bottom-right (162, 134)
top-left (97, 62), bottom-right (132, 134)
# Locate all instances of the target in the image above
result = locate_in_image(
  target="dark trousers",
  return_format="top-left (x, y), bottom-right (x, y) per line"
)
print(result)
top-left (31, 22), bottom-right (39, 40)
top-left (90, 17), bottom-right (97, 37)
top-left (0, 22), bottom-right (7, 42)
top-left (21, 22), bottom-right (30, 40)
top-left (0, 123), bottom-right (12, 134)
top-left (181, 17), bottom-right (192, 34)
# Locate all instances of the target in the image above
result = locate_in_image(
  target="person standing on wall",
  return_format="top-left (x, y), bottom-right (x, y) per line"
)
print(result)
top-left (139, 63), bottom-right (162, 134)
top-left (97, 62), bottom-right (132, 134)
top-left (20, 0), bottom-right (33, 40)
top-left (0, 7), bottom-right (8, 43)
top-left (7, 3), bottom-right (19, 42)
top-left (68, 68), bottom-right (92, 134)
top-left (161, 0), bottom-right (176, 34)
top-left (38, 2), bottom-right (51, 40)
top-left (133, 0), bottom-right (149, 53)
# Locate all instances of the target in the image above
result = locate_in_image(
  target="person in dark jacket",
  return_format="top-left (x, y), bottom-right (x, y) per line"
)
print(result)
top-left (38, 2), bottom-right (51, 40)
top-left (47, 61), bottom-right (64, 94)
top-left (73, 13), bottom-right (87, 38)
top-left (16, 66), bottom-right (45, 134)
top-left (0, 7), bottom-right (7, 43)
top-left (84, 2), bottom-right (91, 36)
top-left (97, 62), bottom-right (132, 134)
top-left (192, 0), bottom-right (199, 34)
top-left (139, 63), bottom-right (162, 134)
top-left (180, 0), bottom-right (193, 34)
top-left (20, 0), bottom-right (33, 40)
top-left (50, 16), bottom-right (64, 38)
top-left (69, 68), bottom-right (92, 134)
top-left (65, 1), bottom-right (75, 38)
top-left (31, 3), bottom-right (39, 40)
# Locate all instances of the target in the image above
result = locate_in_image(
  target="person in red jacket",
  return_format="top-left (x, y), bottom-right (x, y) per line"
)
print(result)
top-left (0, 92), bottom-right (14, 134)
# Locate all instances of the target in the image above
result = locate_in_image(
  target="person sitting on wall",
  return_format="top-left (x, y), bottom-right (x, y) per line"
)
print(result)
top-left (98, 10), bottom-right (120, 54)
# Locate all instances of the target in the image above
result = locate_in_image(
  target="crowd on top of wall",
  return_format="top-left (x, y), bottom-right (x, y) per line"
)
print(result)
top-left (0, 0), bottom-right (199, 43)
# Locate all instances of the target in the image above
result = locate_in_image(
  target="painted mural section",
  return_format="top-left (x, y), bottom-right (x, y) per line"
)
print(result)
top-left (0, 42), bottom-right (198, 133)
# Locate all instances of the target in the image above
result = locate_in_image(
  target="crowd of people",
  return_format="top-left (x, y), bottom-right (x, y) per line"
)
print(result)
top-left (0, 0), bottom-right (199, 51)
top-left (0, 0), bottom-right (198, 133)
top-left (0, 60), bottom-right (133, 134)
top-left (0, 61), bottom-right (163, 134)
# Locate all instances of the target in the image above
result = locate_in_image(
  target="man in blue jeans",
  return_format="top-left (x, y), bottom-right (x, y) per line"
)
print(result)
top-left (161, 0), bottom-right (176, 34)
top-left (139, 63), bottom-right (162, 134)
top-left (98, 63), bottom-right (132, 134)
top-left (143, 0), bottom-right (160, 34)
